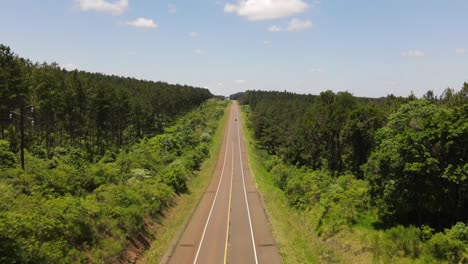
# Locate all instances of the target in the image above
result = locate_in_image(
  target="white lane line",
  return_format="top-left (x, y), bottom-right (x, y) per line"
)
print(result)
top-left (236, 106), bottom-right (259, 264)
top-left (223, 144), bottom-right (234, 264)
top-left (193, 107), bottom-right (232, 264)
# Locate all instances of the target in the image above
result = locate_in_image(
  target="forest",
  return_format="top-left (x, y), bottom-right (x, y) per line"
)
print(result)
top-left (0, 44), bottom-right (212, 164)
top-left (236, 87), bottom-right (467, 263)
top-left (0, 45), bottom-right (227, 262)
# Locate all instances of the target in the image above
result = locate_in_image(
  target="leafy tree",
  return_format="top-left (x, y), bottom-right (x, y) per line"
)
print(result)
top-left (366, 100), bottom-right (467, 228)
top-left (341, 104), bottom-right (386, 177)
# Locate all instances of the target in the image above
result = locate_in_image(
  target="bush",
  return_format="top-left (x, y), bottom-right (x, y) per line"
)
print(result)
top-left (429, 222), bottom-right (468, 263)
top-left (160, 161), bottom-right (191, 194)
top-left (386, 225), bottom-right (423, 258)
top-left (0, 140), bottom-right (16, 168)
top-left (271, 163), bottom-right (291, 191)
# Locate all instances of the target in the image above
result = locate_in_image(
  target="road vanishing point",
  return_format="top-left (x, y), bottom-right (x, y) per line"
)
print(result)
top-left (165, 102), bottom-right (282, 264)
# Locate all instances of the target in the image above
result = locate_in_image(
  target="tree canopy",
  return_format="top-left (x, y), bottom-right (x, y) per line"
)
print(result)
top-left (0, 44), bottom-right (212, 160)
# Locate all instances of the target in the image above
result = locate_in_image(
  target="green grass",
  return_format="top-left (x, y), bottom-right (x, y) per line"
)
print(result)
top-left (140, 102), bottom-right (231, 263)
top-left (240, 109), bottom-right (325, 264)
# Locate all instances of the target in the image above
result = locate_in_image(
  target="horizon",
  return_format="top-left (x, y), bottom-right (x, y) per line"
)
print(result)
top-left (1, 0), bottom-right (467, 97)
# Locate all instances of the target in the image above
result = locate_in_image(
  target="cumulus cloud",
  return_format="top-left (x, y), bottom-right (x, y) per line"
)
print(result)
top-left (78, 0), bottom-right (128, 15)
top-left (401, 50), bottom-right (425, 57)
top-left (235, 79), bottom-right (246, 84)
top-left (194, 49), bottom-right (204, 55)
top-left (455, 48), bottom-right (466, 55)
top-left (168, 3), bottom-right (177, 14)
top-left (189, 32), bottom-right (200, 38)
top-left (126, 18), bottom-right (158, 28)
top-left (224, 0), bottom-right (308, 21)
top-left (269, 18), bottom-right (312, 32)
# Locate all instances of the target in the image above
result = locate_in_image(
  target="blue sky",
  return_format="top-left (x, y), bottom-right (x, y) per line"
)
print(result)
top-left (1, 0), bottom-right (467, 97)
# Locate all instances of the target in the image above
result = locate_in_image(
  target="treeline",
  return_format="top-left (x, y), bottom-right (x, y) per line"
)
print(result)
top-left (0, 99), bottom-right (227, 262)
top-left (0, 44), bottom-right (212, 160)
top-left (237, 87), bottom-right (467, 262)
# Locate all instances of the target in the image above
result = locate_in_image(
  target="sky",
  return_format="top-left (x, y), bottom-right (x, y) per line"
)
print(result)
top-left (0, 0), bottom-right (467, 97)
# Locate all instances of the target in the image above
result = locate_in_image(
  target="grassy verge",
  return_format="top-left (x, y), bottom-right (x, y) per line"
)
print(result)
top-left (240, 108), bottom-right (330, 264)
top-left (140, 102), bottom-right (231, 263)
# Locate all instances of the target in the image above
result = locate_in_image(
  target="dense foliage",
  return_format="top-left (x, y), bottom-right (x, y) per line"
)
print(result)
top-left (0, 44), bottom-right (227, 262)
top-left (0, 44), bottom-right (212, 160)
top-left (238, 87), bottom-right (467, 262)
top-left (238, 90), bottom-right (395, 175)
top-left (0, 99), bottom-right (227, 262)
top-left (366, 100), bottom-right (467, 228)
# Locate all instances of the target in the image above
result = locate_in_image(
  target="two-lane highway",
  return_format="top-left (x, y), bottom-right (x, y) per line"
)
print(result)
top-left (166, 102), bottom-right (281, 264)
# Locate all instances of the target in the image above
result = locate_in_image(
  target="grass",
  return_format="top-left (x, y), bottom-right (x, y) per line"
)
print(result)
top-left (239, 108), bottom-right (326, 264)
top-left (139, 102), bottom-right (231, 263)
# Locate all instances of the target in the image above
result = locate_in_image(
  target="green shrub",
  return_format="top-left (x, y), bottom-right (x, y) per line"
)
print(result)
top-left (29, 144), bottom-right (47, 159)
top-left (200, 132), bottom-right (211, 142)
top-left (270, 163), bottom-right (291, 191)
top-left (265, 155), bottom-right (282, 172)
top-left (386, 225), bottom-right (423, 258)
top-left (0, 140), bottom-right (16, 168)
top-left (429, 222), bottom-right (468, 263)
top-left (161, 160), bottom-right (191, 194)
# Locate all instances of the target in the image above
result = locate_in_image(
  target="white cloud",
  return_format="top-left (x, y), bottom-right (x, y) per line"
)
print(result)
top-left (401, 50), bottom-right (425, 57)
top-left (61, 63), bottom-right (78, 71)
top-left (287, 18), bottom-right (312, 31)
top-left (268, 25), bottom-right (282, 32)
top-left (78, 0), bottom-right (128, 15)
top-left (455, 48), bottom-right (466, 55)
top-left (235, 79), bottom-right (246, 84)
top-left (218, 82), bottom-right (224, 86)
top-left (168, 3), bottom-right (177, 14)
top-left (126, 18), bottom-right (158, 28)
top-left (269, 18), bottom-right (312, 32)
top-left (194, 49), bottom-right (204, 55)
top-left (224, 0), bottom-right (309, 21)
top-left (263, 40), bottom-right (271, 45)
top-left (189, 32), bottom-right (200, 38)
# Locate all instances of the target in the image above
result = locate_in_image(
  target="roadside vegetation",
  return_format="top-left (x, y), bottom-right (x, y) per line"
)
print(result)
top-left (0, 44), bottom-right (228, 262)
top-left (235, 87), bottom-right (467, 263)
top-left (140, 103), bottom-right (230, 263)
top-left (0, 99), bottom-right (227, 263)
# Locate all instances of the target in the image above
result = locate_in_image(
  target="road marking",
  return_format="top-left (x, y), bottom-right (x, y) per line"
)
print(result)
top-left (193, 107), bottom-right (232, 264)
top-left (224, 144), bottom-right (234, 264)
top-left (236, 106), bottom-right (259, 264)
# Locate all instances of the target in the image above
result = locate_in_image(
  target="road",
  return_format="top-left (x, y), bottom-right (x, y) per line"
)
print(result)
top-left (165, 102), bottom-right (281, 264)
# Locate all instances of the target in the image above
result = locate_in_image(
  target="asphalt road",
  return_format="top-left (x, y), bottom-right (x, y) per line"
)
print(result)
top-left (165, 102), bottom-right (281, 264)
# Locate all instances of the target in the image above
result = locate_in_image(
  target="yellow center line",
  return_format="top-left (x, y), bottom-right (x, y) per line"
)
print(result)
top-left (224, 142), bottom-right (234, 264)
